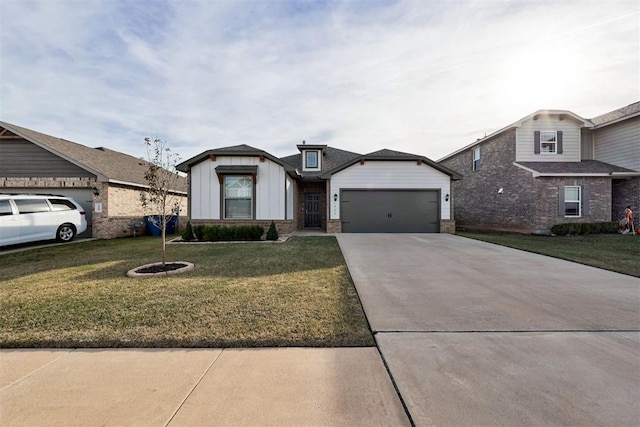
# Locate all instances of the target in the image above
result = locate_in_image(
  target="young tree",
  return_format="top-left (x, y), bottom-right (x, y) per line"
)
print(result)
top-left (140, 137), bottom-right (183, 267)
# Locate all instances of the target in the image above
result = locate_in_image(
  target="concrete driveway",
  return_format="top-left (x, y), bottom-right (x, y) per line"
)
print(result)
top-left (337, 234), bottom-right (640, 426)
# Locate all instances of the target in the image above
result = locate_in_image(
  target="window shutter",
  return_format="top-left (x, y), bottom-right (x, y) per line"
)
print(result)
top-left (534, 131), bottom-right (541, 154)
top-left (557, 131), bottom-right (563, 154)
top-left (582, 185), bottom-right (589, 216)
top-left (558, 186), bottom-right (565, 216)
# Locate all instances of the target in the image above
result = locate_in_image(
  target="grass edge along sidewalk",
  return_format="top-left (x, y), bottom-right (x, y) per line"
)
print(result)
top-left (0, 236), bottom-right (374, 348)
top-left (457, 231), bottom-right (639, 278)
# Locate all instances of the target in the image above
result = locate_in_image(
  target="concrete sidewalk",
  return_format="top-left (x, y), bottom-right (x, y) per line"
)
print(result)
top-left (1, 347), bottom-right (410, 426)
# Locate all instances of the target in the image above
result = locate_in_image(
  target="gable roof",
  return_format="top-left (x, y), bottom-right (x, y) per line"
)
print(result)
top-left (0, 121), bottom-right (186, 191)
top-left (437, 109), bottom-right (594, 162)
top-left (322, 148), bottom-right (462, 180)
top-left (590, 101), bottom-right (640, 127)
top-left (176, 144), bottom-right (295, 173)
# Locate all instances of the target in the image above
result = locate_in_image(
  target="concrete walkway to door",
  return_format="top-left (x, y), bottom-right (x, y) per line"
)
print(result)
top-left (337, 234), bottom-right (640, 426)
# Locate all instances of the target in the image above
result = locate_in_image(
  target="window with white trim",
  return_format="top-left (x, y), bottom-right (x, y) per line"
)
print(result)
top-left (564, 186), bottom-right (581, 217)
top-left (223, 175), bottom-right (253, 219)
top-left (472, 146), bottom-right (480, 171)
top-left (303, 150), bottom-right (320, 171)
top-left (540, 131), bottom-right (557, 153)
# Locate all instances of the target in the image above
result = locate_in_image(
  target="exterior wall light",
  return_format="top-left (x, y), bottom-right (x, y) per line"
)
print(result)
top-left (445, 193), bottom-right (450, 202)
top-left (333, 193), bottom-right (338, 202)
top-left (92, 186), bottom-right (100, 196)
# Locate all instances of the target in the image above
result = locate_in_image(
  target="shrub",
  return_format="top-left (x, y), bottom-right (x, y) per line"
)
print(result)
top-left (182, 221), bottom-right (195, 241)
top-left (194, 225), bottom-right (205, 241)
top-left (551, 222), bottom-right (619, 236)
top-left (266, 221), bottom-right (279, 241)
top-left (200, 225), bottom-right (264, 241)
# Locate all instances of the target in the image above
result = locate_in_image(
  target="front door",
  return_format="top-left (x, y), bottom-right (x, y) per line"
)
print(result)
top-left (305, 193), bottom-right (321, 228)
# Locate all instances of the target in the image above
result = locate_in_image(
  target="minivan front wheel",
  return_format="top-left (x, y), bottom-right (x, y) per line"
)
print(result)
top-left (56, 224), bottom-right (76, 242)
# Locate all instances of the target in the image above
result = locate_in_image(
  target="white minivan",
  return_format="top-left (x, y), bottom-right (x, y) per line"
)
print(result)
top-left (0, 194), bottom-right (88, 247)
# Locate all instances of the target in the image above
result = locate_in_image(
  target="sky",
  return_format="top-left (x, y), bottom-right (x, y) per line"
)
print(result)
top-left (1, 0), bottom-right (638, 164)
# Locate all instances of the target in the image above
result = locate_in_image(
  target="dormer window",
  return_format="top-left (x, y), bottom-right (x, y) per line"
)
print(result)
top-left (303, 150), bottom-right (321, 171)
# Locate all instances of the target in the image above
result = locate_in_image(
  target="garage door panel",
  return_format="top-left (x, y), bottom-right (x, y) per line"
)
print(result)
top-left (341, 190), bottom-right (439, 233)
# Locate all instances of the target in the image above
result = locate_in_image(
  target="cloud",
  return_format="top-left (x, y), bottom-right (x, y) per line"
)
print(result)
top-left (1, 0), bottom-right (638, 162)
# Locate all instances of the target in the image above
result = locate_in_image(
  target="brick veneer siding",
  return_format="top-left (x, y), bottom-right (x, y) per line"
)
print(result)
top-left (612, 177), bottom-right (639, 228)
top-left (326, 219), bottom-right (341, 233)
top-left (93, 183), bottom-right (188, 239)
top-left (440, 129), bottom-right (537, 233)
top-left (190, 219), bottom-right (296, 236)
top-left (533, 177), bottom-right (611, 231)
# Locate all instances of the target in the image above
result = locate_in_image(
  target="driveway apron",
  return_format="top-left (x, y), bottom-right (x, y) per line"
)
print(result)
top-left (337, 234), bottom-right (640, 426)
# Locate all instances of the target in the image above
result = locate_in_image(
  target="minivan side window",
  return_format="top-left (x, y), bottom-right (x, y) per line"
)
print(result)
top-left (14, 199), bottom-right (50, 214)
top-left (49, 199), bottom-right (76, 211)
top-left (0, 200), bottom-right (13, 216)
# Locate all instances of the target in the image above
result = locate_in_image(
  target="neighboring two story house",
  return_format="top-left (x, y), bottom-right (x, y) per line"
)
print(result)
top-left (439, 102), bottom-right (640, 233)
top-left (176, 143), bottom-right (461, 234)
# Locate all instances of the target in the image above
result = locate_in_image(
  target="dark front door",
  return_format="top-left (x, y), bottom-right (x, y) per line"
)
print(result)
top-left (305, 193), bottom-right (322, 228)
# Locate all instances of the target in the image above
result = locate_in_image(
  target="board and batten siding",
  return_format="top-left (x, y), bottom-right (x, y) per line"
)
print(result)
top-left (190, 156), bottom-right (288, 220)
top-left (594, 117), bottom-right (640, 171)
top-left (0, 139), bottom-right (94, 177)
top-left (516, 116), bottom-right (581, 162)
top-left (329, 161), bottom-right (451, 220)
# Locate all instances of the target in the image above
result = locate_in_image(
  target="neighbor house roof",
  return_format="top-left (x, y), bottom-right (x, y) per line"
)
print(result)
top-left (589, 101), bottom-right (640, 127)
top-left (0, 121), bottom-right (187, 192)
top-left (322, 148), bottom-right (462, 180)
top-left (176, 144), bottom-right (295, 174)
top-left (514, 160), bottom-right (640, 177)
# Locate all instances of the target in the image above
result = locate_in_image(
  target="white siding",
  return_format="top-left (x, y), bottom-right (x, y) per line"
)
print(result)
top-left (286, 175), bottom-right (294, 220)
top-left (329, 161), bottom-right (451, 220)
top-left (190, 156), bottom-right (286, 220)
top-left (516, 116), bottom-right (582, 162)
top-left (594, 117), bottom-right (640, 171)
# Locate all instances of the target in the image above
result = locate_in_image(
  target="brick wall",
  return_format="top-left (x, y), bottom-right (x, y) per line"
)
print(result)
top-left (93, 183), bottom-right (188, 239)
top-left (612, 177), bottom-right (639, 228)
top-left (534, 177), bottom-right (611, 231)
top-left (327, 219), bottom-right (341, 233)
top-left (0, 177), bottom-right (94, 189)
top-left (440, 129), bottom-right (537, 232)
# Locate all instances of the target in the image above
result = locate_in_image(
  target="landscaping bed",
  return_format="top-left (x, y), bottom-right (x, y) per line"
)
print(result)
top-left (0, 236), bottom-right (374, 348)
top-left (458, 231), bottom-right (640, 278)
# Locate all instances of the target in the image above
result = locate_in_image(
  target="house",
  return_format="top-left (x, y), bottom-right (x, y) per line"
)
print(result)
top-left (176, 143), bottom-right (461, 234)
top-left (438, 102), bottom-right (640, 233)
top-left (0, 121), bottom-right (188, 238)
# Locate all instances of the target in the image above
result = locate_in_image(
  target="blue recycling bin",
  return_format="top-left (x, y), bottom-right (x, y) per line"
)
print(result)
top-left (145, 215), bottom-right (177, 236)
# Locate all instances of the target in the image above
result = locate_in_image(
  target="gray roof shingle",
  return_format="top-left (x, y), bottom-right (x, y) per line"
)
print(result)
top-left (517, 160), bottom-right (637, 175)
top-left (281, 146), bottom-right (361, 178)
top-left (590, 101), bottom-right (640, 126)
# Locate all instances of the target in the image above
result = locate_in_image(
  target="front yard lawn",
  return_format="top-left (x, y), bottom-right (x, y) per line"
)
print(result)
top-left (0, 237), bottom-right (374, 348)
top-left (458, 231), bottom-right (640, 278)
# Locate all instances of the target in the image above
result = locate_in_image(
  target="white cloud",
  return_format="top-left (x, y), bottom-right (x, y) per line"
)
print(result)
top-left (1, 0), bottom-right (638, 162)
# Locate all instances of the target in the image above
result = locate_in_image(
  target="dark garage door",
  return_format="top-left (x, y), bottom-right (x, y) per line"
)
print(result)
top-left (341, 189), bottom-right (440, 233)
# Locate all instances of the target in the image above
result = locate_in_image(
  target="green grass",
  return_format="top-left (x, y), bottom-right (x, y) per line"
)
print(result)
top-left (0, 236), bottom-right (374, 348)
top-left (458, 231), bottom-right (640, 278)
